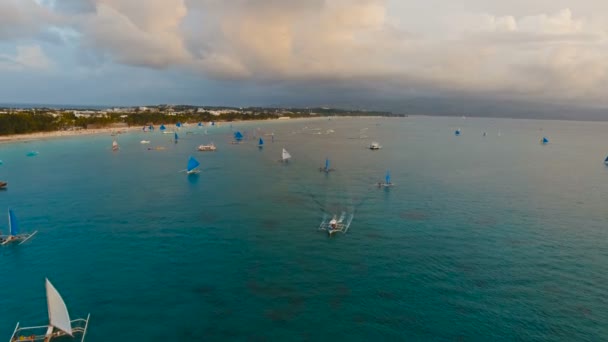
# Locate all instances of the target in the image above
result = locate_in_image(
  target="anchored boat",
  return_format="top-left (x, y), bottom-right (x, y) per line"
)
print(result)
top-left (369, 142), bottom-right (382, 150)
top-left (198, 143), bottom-right (217, 151)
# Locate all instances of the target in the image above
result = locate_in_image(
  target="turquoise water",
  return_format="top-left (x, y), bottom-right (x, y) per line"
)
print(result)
top-left (1, 117), bottom-right (607, 341)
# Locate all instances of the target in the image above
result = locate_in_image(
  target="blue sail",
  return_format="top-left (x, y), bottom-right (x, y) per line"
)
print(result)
top-left (8, 208), bottom-right (18, 236)
top-left (385, 170), bottom-right (391, 184)
top-left (259, 138), bottom-right (264, 146)
top-left (160, 124), bottom-right (166, 131)
top-left (176, 122), bottom-right (182, 128)
top-left (212, 121), bottom-right (215, 126)
top-left (187, 156), bottom-right (200, 172)
top-left (198, 122), bottom-right (203, 127)
top-left (605, 156), bottom-right (608, 165)
top-left (174, 132), bottom-right (179, 140)
top-left (325, 158), bottom-right (330, 170)
top-left (234, 131), bottom-right (244, 141)
top-left (455, 129), bottom-right (461, 136)
top-left (149, 125), bottom-right (154, 130)
top-left (542, 137), bottom-right (549, 144)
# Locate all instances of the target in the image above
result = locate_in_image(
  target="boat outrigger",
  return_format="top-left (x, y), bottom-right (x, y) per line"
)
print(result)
top-left (1, 208), bottom-right (37, 245)
top-left (318, 212), bottom-right (354, 236)
top-left (197, 143), bottom-right (217, 151)
top-left (10, 278), bottom-right (90, 342)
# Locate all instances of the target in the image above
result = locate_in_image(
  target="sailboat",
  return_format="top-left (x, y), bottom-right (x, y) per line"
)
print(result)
top-left (160, 124), bottom-right (166, 132)
top-left (184, 156), bottom-right (200, 175)
top-left (10, 278), bottom-right (90, 341)
top-left (541, 137), bottom-right (549, 144)
top-left (319, 158), bottom-right (334, 173)
top-left (604, 156), bottom-right (608, 165)
top-left (379, 170), bottom-right (394, 188)
top-left (455, 129), bottom-right (461, 136)
top-left (112, 140), bottom-right (119, 151)
top-left (281, 148), bottom-right (291, 163)
top-left (233, 131), bottom-right (244, 144)
top-left (1, 208), bottom-right (37, 245)
top-left (258, 138), bottom-right (264, 149)
top-left (174, 132), bottom-right (179, 144)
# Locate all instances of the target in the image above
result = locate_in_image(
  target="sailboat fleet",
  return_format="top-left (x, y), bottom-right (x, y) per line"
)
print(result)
top-left (14, 116), bottom-right (594, 336)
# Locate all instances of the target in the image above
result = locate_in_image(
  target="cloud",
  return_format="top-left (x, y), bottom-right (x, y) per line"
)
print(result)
top-left (0, 45), bottom-right (52, 70)
top-left (74, 0), bottom-right (190, 68)
top-left (3, 0), bottom-right (608, 105)
top-left (0, 0), bottom-right (60, 40)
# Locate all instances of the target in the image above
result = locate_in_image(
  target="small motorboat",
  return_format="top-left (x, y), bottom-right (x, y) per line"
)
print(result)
top-left (369, 142), bottom-right (382, 150)
top-left (198, 143), bottom-right (217, 151)
top-left (319, 212), bottom-right (354, 236)
top-left (140, 140), bottom-right (151, 144)
top-left (0, 181), bottom-right (6, 189)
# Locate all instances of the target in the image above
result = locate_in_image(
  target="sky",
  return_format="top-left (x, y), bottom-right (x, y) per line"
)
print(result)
top-left (1, 0), bottom-right (608, 115)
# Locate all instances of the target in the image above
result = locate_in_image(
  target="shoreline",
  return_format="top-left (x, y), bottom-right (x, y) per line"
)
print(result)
top-left (0, 116), bottom-right (390, 144)
top-left (0, 127), bottom-right (142, 144)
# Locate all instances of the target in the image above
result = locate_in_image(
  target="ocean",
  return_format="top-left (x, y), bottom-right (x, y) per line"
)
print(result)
top-left (0, 116), bottom-right (606, 341)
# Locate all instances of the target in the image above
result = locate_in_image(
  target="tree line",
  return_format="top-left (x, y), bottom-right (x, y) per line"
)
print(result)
top-left (0, 109), bottom-right (400, 135)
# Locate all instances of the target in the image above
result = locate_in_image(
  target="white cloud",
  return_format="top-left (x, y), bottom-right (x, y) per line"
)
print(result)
top-left (3, 0), bottom-right (608, 105)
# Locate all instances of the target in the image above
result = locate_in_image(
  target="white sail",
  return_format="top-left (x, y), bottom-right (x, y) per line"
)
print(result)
top-left (46, 278), bottom-right (73, 336)
top-left (282, 148), bottom-right (291, 161)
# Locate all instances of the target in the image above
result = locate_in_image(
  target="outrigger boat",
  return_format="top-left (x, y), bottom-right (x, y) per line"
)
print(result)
top-left (1, 208), bottom-right (37, 245)
top-left (182, 156), bottom-right (200, 175)
top-left (318, 212), bottom-right (354, 236)
top-left (369, 142), bottom-right (382, 150)
top-left (281, 148), bottom-right (291, 163)
top-left (197, 143), bottom-right (216, 151)
top-left (112, 140), bottom-right (119, 151)
top-left (232, 131), bottom-right (244, 144)
top-left (10, 278), bottom-right (90, 342)
top-left (319, 158), bottom-right (334, 173)
top-left (378, 170), bottom-right (394, 188)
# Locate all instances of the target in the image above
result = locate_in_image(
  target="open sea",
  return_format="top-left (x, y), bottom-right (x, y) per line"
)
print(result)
top-left (0, 116), bottom-right (607, 341)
